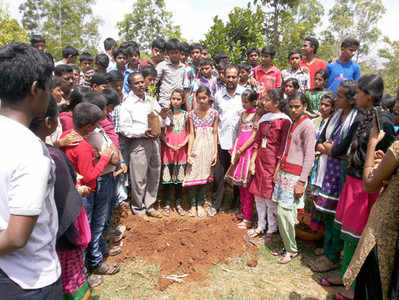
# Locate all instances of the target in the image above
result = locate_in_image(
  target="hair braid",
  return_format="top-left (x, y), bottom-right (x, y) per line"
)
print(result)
top-left (348, 109), bottom-right (373, 167)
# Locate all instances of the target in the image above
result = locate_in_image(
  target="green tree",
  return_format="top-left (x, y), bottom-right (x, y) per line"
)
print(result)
top-left (18, 0), bottom-right (46, 33)
top-left (318, 0), bottom-right (385, 62)
top-left (271, 0), bottom-right (324, 68)
top-left (379, 38), bottom-right (399, 95)
top-left (202, 4), bottom-right (265, 65)
top-left (117, 0), bottom-right (182, 51)
top-left (203, 1), bottom-right (323, 68)
top-left (255, 0), bottom-right (299, 48)
top-left (19, 0), bottom-right (102, 60)
top-left (0, 9), bottom-right (28, 46)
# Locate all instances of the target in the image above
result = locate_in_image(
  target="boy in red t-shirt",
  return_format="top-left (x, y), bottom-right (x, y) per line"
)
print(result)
top-left (60, 102), bottom-right (119, 284)
top-left (300, 36), bottom-right (326, 89)
top-left (252, 45), bottom-right (282, 96)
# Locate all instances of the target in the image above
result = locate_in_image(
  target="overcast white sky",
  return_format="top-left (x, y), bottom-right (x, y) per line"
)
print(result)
top-left (3, 0), bottom-right (399, 48)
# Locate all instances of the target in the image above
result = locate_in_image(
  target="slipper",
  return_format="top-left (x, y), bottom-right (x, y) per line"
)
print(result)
top-left (163, 205), bottom-right (170, 217)
top-left (317, 278), bottom-right (344, 287)
top-left (207, 207), bottom-right (217, 217)
top-left (278, 252), bottom-right (299, 264)
top-left (197, 206), bottom-right (206, 218)
top-left (87, 274), bottom-right (104, 288)
top-left (189, 207), bottom-right (196, 217)
top-left (248, 228), bottom-right (263, 238)
top-left (237, 220), bottom-right (252, 229)
top-left (91, 262), bottom-right (120, 275)
top-left (176, 205), bottom-right (185, 216)
top-left (271, 248), bottom-right (286, 256)
top-left (335, 292), bottom-right (353, 300)
top-left (104, 245), bottom-right (122, 257)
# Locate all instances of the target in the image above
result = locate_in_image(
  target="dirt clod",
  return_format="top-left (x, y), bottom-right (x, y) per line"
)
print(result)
top-left (247, 258), bottom-right (258, 267)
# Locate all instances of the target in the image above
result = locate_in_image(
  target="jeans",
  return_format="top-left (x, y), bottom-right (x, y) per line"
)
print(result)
top-left (115, 172), bottom-right (128, 206)
top-left (0, 270), bottom-right (62, 300)
top-left (82, 173), bottom-right (115, 270)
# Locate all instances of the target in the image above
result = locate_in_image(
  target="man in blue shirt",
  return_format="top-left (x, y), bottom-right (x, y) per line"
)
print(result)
top-left (326, 38), bottom-right (361, 93)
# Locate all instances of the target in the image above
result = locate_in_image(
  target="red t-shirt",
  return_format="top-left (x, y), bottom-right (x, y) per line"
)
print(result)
top-left (300, 58), bottom-right (326, 89)
top-left (60, 129), bottom-right (110, 192)
top-left (253, 65), bottom-right (282, 95)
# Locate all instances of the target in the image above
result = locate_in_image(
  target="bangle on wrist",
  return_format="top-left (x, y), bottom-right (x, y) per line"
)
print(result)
top-left (364, 165), bottom-right (374, 169)
top-left (119, 160), bottom-right (126, 165)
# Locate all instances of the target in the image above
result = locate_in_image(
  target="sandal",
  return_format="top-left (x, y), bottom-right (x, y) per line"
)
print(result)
top-left (207, 207), bottom-right (217, 217)
top-left (189, 206), bottom-right (196, 217)
top-left (237, 220), bottom-right (252, 229)
top-left (163, 205), bottom-right (170, 217)
top-left (314, 247), bottom-right (324, 256)
top-left (309, 256), bottom-right (340, 273)
top-left (278, 252), bottom-right (299, 264)
top-left (197, 205), bottom-right (206, 218)
top-left (105, 244), bottom-right (122, 257)
top-left (317, 278), bottom-right (344, 287)
top-left (271, 248), bottom-right (286, 256)
top-left (247, 228), bottom-right (263, 238)
top-left (91, 262), bottom-right (120, 275)
top-left (176, 205), bottom-right (185, 216)
top-left (87, 274), bottom-right (104, 288)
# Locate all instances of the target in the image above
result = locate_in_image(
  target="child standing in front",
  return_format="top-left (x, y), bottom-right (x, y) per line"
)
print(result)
top-left (305, 69), bottom-right (331, 117)
top-left (161, 89), bottom-right (189, 216)
top-left (282, 77), bottom-right (299, 100)
top-left (225, 89), bottom-right (259, 229)
top-left (183, 86), bottom-right (218, 218)
top-left (248, 88), bottom-right (292, 239)
top-left (272, 92), bottom-right (316, 264)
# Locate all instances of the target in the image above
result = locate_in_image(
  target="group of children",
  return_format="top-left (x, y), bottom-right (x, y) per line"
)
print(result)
top-left (2, 31), bottom-right (398, 300)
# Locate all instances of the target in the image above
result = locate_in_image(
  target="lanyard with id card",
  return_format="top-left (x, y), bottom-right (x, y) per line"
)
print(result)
top-left (261, 123), bottom-right (271, 149)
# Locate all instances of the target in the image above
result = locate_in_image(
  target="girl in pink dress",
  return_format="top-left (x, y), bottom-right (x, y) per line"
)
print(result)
top-left (161, 89), bottom-right (189, 216)
top-left (225, 89), bottom-right (258, 229)
top-left (248, 88), bottom-right (292, 240)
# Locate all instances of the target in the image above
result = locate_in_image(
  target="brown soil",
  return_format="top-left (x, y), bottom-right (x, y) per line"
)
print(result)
top-left (110, 213), bottom-right (258, 290)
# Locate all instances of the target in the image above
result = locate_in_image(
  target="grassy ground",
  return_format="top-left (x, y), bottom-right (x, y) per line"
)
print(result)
top-left (89, 233), bottom-right (344, 300)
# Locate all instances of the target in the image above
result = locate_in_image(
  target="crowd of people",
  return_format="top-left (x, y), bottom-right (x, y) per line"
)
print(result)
top-left (0, 32), bottom-right (398, 300)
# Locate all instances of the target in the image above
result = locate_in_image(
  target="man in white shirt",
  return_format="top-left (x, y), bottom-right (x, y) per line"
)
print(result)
top-left (212, 66), bottom-right (244, 214)
top-left (119, 72), bottom-right (169, 218)
top-left (0, 42), bottom-right (62, 299)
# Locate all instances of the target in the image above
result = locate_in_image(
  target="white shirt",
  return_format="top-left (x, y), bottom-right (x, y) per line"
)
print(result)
top-left (214, 85), bottom-right (244, 150)
top-left (106, 53), bottom-right (116, 72)
top-left (119, 92), bottom-right (168, 138)
top-left (0, 116), bottom-right (61, 289)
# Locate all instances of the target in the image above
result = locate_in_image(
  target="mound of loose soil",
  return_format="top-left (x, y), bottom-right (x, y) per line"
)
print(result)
top-left (112, 213), bottom-right (258, 290)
